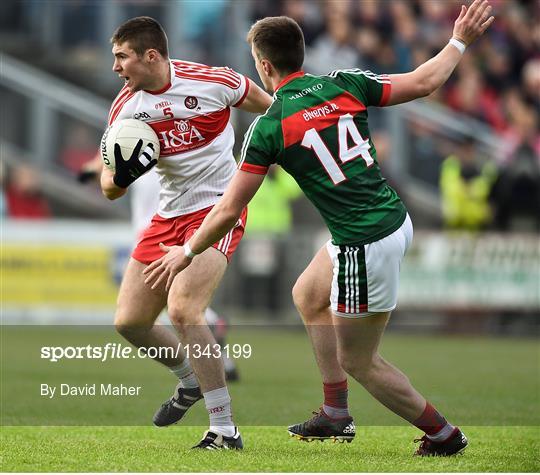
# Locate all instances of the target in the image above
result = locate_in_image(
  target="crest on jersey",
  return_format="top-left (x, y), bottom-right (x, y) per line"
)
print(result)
top-left (184, 96), bottom-right (198, 109)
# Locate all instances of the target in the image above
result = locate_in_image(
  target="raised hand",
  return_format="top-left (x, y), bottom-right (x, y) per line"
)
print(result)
top-left (453, 0), bottom-right (495, 46)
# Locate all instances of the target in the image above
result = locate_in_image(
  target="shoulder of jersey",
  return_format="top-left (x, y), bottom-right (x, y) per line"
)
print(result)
top-left (263, 99), bottom-right (283, 122)
top-left (248, 103), bottom-right (282, 143)
top-left (325, 68), bottom-right (390, 84)
top-left (108, 84), bottom-right (136, 125)
top-left (171, 59), bottom-right (242, 89)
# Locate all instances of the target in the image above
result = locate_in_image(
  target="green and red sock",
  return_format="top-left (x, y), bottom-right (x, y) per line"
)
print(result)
top-left (322, 379), bottom-right (350, 419)
top-left (413, 402), bottom-right (455, 442)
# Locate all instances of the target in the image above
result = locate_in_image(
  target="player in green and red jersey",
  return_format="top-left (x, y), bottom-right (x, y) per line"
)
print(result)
top-left (144, 0), bottom-right (494, 456)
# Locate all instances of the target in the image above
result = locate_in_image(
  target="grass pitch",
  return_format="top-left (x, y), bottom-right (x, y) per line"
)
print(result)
top-left (1, 326), bottom-right (539, 472)
top-left (1, 426), bottom-right (539, 472)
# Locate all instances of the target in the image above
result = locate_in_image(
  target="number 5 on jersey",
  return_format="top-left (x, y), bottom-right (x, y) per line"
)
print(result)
top-left (301, 113), bottom-right (373, 185)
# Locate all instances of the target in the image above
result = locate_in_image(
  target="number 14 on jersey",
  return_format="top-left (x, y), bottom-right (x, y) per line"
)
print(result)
top-left (301, 113), bottom-right (374, 185)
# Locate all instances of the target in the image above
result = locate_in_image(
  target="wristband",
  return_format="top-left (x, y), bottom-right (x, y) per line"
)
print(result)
top-left (183, 242), bottom-right (198, 259)
top-left (449, 38), bottom-right (466, 54)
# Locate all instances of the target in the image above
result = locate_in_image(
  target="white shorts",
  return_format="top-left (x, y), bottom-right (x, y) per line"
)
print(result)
top-left (327, 214), bottom-right (413, 318)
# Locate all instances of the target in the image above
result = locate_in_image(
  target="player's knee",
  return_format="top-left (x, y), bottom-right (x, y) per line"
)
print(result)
top-left (114, 314), bottom-right (151, 339)
top-left (291, 281), bottom-right (304, 309)
top-left (168, 304), bottom-right (205, 329)
top-left (292, 279), bottom-right (321, 318)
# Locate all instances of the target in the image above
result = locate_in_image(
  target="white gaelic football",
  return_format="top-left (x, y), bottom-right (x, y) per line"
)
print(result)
top-left (100, 119), bottom-right (160, 171)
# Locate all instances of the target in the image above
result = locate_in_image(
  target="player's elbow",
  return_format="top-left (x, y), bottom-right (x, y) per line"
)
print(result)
top-left (409, 67), bottom-right (438, 98)
top-left (416, 77), bottom-right (435, 98)
top-left (102, 190), bottom-right (116, 201)
top-left (217, 202), bottom-right (242, 227)
top-left (222, 208), bottom-right (241, 228)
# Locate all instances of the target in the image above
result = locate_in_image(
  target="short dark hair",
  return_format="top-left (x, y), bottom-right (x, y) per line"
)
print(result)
top-left (247, 16), bottom-right (304, 75)
top-left (111, 16), bottom-right (168, 58)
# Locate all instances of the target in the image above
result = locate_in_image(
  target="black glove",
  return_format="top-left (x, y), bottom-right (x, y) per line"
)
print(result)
top-left (113, 140), bottom-right (158, 188)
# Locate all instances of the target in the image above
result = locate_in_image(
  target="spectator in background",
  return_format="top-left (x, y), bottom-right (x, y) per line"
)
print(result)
top-left (304, 6), bottom-right (358, 75)
top-left (281, 0), bottom-right (324, 47)
top-left (59, 124), bottom-right (98, 176)
top-left (482, 42), bottom-right (514, 94)
top-left (5, 164), bottom-right (51, 219)
top-left (522, 58), bottom-right (540, 110)
top-left (440, 137), bottom-right (496, 231)
top-left (501, 91), bottom-right (540, 160)
top-left (388, 0), bottom-right (418, 72)
top-left (251, 0), bottom-right (326, 46)
top-left (354, 25), bottom-right (383, 71)
top-left (491, 105), bottom-right (540, 232)
top-left (445, 68), bottom-right (506, 131)
top-left (416, 0), bottom-right (456, 51)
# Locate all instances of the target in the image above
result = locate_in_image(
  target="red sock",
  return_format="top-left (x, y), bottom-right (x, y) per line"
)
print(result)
top-left (323, 380), bottom-right (348, 410)
top-left (413, 402), bottom-right (448, 435)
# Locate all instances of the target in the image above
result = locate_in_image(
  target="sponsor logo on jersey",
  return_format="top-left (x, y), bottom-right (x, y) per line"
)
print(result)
top-left (288, 83), bottom-right (323, 101)
top-left (154, 100), bottom-right (173, 110)
top-left (148, 107), bottom-right (230, 155)
top-left (154, 119), bottom-right (205, 154)
top-left (302, 102), bottom-right (339, 122)
top-left (133, 111), bottom-right (151, 120)
top-left (184, 96), bottom-right (198, 109)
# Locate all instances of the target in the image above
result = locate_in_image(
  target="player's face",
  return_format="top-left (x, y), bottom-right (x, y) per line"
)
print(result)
top-left (112, 42), bottom-right (152, 93)
top-left (251, 45), bottom-right (273, 92)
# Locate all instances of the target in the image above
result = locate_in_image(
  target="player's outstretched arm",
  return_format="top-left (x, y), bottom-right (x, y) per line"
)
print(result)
top-left (237, 79), bottom-right (273, 113)
top-left (386, 0), bottom-right (495, 106)
top-left (143, 170), bottom-right (265, 291)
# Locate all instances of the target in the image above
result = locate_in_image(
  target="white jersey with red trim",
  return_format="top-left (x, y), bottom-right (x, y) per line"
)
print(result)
top-left (108, 59), bottom-right (249, 217)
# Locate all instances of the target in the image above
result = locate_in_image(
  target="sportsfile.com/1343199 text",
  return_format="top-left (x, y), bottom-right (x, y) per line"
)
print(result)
top-left (40, 343), bottom-right (252, 363)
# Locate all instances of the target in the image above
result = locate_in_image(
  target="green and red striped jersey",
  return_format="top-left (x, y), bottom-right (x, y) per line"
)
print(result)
top-left (239, 70), bottom-right (407, 245)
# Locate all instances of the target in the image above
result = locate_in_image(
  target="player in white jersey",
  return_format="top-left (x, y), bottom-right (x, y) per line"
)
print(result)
top-left (100, 16), bottom-right (272, 450)
top-left (79, 163), bottom-right (240, 380)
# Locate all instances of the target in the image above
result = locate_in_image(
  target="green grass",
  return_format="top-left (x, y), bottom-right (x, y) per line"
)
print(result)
top-left (1, 326), bottom-right (539, 471)
top-left (1, 426), bottom-right (539, 472)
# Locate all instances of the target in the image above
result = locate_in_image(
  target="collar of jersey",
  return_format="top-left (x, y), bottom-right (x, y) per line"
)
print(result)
top-left (144, 79), bottom-right (171, 95)
top-left (275, 71), bottom-right (305, 92)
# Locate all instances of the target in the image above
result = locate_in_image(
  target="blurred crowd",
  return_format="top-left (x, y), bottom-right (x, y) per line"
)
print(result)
top-left (253, 0), bottom-right (540, 232)
top-left (256, 0), bottom-right (539, 133)
top-left (1, 0), bottom-right (539, 231)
